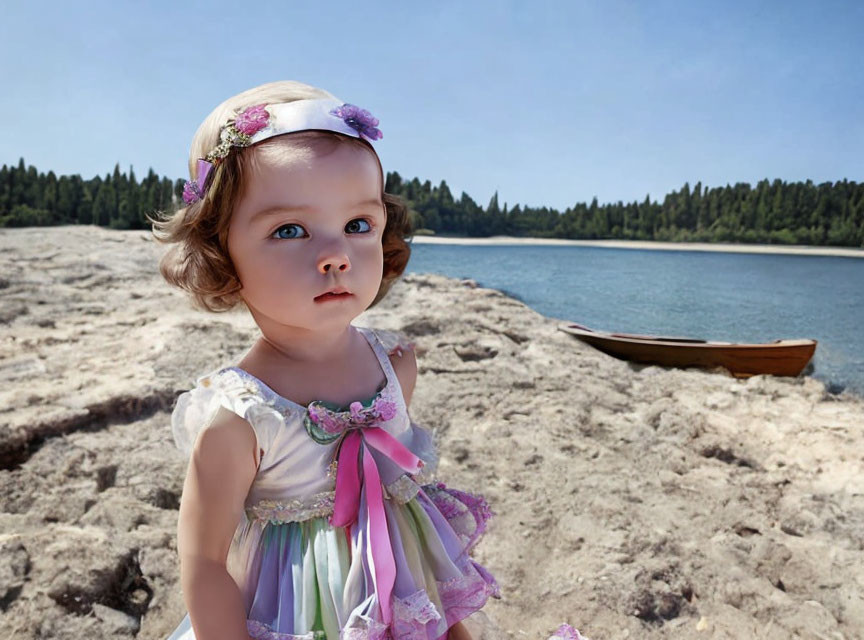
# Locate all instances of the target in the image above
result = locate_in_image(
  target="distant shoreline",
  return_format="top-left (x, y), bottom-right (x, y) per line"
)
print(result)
top-left (411, 235), bottom-right (864, 259)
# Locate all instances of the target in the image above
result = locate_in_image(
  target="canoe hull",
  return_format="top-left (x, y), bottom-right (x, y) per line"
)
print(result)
top-left (560, 325), bottom-right (817, 378)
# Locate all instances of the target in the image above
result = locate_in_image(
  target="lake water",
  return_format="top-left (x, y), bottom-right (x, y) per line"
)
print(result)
top-left (405, 243), bottom-right (864, 399)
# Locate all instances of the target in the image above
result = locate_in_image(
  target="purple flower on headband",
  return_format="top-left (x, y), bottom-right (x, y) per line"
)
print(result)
top-left (234, 104), bottom-right (270, 136)
top-left (182, 159), bottom-right (214, 205)
top-left (329, 103), bottom-right (383, 141)
top-left (182, 181), bottom-right (202, 205)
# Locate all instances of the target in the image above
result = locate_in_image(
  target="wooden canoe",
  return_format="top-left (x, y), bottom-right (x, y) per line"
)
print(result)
top-left (558, 322), bottom-right (817, 378)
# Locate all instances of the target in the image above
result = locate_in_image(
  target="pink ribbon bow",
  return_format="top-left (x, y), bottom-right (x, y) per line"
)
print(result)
top-left (328, 424), bottom-right (424, 624)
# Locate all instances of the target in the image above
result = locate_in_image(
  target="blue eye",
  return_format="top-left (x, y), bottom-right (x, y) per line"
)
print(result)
top-left (273, 224), bottom-right (306, 239)
top-left (346, 219), bottom-right (372, 234)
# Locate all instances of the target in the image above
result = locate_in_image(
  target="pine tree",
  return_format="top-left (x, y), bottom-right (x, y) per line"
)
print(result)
top-left (92, 182), bottom-right (116, 226)
top-left (78, 186), bottom-right (93, 225)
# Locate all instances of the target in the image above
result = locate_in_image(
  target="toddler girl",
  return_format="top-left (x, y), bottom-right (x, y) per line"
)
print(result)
top-left (151, 80), bottom-right (504, 640)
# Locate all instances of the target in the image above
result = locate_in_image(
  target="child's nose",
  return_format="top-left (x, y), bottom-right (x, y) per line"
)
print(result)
top-left (317, 248), bottom-right (351, 273)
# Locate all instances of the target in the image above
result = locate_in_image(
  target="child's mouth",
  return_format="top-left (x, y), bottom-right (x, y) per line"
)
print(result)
top-left (315, 292), bottom-right (353, 302)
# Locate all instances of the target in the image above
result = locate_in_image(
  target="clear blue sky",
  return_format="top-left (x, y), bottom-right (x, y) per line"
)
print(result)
top-left (2, 0), bottom-right (861, 211)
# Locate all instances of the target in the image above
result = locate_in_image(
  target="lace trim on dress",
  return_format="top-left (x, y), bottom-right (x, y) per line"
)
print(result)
top-left (341, 615), bottom-right (390, 640)
top-left (245, 490), bottom-right (336, 525)
top-left (391, 589), bottom-right (442, 639)
top-left (421, 482), bottom-right (494, 553)
top-left (438, 564), bottom-right (502, 614)
top-left (246, 619), bottom-right (326, 639)
top-left (338, 565), bottom-right (499, 639)
top-left (337, 586), bottom-right (451, 640)
top-left (245, 470), bottom-right (436, 524)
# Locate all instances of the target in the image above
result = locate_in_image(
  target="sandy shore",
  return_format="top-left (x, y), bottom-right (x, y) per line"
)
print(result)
top-left (1, 225), bottom-right (863, 639)
top-left (412, 235), bottom-right (864, 259)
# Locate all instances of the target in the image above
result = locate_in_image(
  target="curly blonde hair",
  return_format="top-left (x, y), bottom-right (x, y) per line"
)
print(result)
top-left (148, 80), bottom-right (412, 312)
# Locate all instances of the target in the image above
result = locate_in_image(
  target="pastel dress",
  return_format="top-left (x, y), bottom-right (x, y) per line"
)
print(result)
top-left (166, 326), bottom-right (501, 640)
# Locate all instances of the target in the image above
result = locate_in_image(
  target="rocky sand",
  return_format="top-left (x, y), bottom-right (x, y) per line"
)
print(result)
top-left (1, 225), bottom-right (863, 639)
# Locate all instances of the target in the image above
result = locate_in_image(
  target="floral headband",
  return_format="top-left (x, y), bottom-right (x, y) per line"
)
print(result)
top-left (182, 98), bottom-right (383, 205)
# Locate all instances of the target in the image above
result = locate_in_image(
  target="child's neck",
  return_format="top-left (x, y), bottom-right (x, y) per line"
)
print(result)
top-left (258, 324), bottom-right (356, 365)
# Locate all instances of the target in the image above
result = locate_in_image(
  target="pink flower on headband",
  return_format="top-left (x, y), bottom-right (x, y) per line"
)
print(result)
top-left (330, 103), bottom-right (383, 141)
top-left (234, 104), bottom-right (270, 136)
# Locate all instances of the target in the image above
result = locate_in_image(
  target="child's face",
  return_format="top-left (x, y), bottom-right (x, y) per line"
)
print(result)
top-left (226, 140), bottom-right (386, 335)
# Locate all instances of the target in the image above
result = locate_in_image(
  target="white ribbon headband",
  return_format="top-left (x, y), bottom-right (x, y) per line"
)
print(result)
top-left (183, 98), bottom-right (383, 205)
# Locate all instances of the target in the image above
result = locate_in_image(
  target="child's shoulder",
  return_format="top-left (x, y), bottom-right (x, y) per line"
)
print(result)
top-left (362, 326), bottom-right (416, 358)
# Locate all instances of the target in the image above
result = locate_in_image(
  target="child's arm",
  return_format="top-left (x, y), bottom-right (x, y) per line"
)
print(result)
top-left (177, 406), bottom-right (259, 640)
top-left (388, 342), bottom-right (418, 407)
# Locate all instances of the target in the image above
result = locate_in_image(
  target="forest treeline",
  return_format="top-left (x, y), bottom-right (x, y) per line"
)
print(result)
top-left (2, 158), bottom-right (862, 247)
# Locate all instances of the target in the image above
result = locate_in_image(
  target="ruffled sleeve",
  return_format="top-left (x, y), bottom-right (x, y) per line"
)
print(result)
top-left (171, 381), bottom-right (222, 458)
top-left (170, 369), bottom-right (283, 469)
